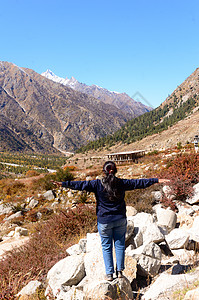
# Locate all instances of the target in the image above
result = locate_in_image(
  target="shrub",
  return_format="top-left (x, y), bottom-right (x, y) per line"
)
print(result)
top-left (32, 167), bottom-right (74, 191)
top-left (147, 153), bottom-right (199, 202)
top-left (0, 205), bottom-right (97, 299)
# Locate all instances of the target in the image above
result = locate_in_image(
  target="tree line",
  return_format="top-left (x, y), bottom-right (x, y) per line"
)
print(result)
top-left (77, 96), bottom-right (198, 153)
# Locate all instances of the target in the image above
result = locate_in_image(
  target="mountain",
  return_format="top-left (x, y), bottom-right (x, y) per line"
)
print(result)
top-left (0, 62), bottom-right (130, 153)
top-left (41, 69), bottom-right (152, 117)
top-left (77, 68), bottom-right (199, 152)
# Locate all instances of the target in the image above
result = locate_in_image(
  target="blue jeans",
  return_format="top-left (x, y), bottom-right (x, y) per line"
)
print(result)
top-left (97, 218), bottom-right (127, 275)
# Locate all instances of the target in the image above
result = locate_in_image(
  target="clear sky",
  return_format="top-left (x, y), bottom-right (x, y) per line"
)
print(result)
top-left (1, 0), bottom-right (199, 108)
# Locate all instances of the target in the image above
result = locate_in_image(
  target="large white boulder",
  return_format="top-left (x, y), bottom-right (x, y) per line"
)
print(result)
top-left (46, 254), bottom-right (85, 299)
top-left (189, 215), bottom-right (199, 242)
top-left (184, 287), bottom-right (199, 300)
top-left (84, 277), bottom-right (133, 300)
top-left (155, 206), bottom-right (177, 233)
top-left (165, 228), bottom-right (190, 249)
top-left (84, 233), bottom-right (105, 280)
top-left (143, 269), bottom-right (199, 300)
top-left (126, 242), bottom-right (162, 277)
top-left (186, 182), bottom-right (199, 204)
top-left (131, 212), bottom-right (164, 247)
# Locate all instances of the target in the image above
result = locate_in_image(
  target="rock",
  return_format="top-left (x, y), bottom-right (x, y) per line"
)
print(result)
top-left (84, 241), bottom-right (105, 280)
top-left (178, 214), bottom-right (194, 230)
top-left (131, 212), bottom-right (164, 247)
top-left (67, 191), bottom-right (73, 198)
top-left (14, 227), bottom-right (28, 237)
top-left (143, 269), bottom-right (199, 300)
top-left (170, 249), bottom-right (195, 265)
top-left (79, 238), bottom-right (87, 253)
top-left (127, 242), bottom-right (162, 277)
top-left (84, 277), bottom-right (133, 300)
top-left (184, 287), bottom-right (199, 300)
top-left (7, 230), bottom-right (15, 237)
top-left (123, 255), bottom-right (137, 282)
top-left (43, 190), bottom-right (55, 201)
top-left (186, 182), bottom-right (199, 204)
top-left (27, 199), bottom-right (38, 209)
top-left (4, 211), bottom-right (23, 221)
top-left (163, 185), bottom-right (174, 199)
top-left (0, 203), bottom-right (13, 215)
top-left (46, 254), bottom-right (85, 299)
top-left (17, 280), bottom-right (42, 297)
top-left (86, 176), bottom-right (92, 181)
top-left (66, 243), bottom-right (81, 255)
top-left (189, 216), bottom-right (199, 242)
top-left (126, 206), bottom-right (137, 217)
top-left (165, 228), bottom-right (190, 250)
top-left (126, 218), bottom-right (134, 241)
top-left (155, 206), bottom-right (177, 233)
top-left (63, 287), bottom-right (85, 300)
top-left (151, 191), bottom-right (163, 202)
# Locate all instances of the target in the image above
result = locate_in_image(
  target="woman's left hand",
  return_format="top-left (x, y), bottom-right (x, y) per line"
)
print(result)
top-left (159, 179), bottom-right (171, 183)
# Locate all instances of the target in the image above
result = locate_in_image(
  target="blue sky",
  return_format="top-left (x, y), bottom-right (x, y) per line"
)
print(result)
top-left (1, 0), bottom-right (199, 108)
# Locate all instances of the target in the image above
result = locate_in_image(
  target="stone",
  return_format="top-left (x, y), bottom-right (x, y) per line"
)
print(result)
top-left (64, 287), bottom-right (85, 300)
top-left (79, 238), bottom-right (87, 253)
top-left (151, 191), bottom-right (163, 202)
top-left (43, 190), bottom-right (55, 201)
top-left (186, 182), bottom-right (199, 204)
top-left (0, 203), bottom-right (13, 215)
top-left (14, 227), bottom-right (28, 237)
top-left (46, 254), bottom-right (85, 299)
top-left (123, 255), bottom-right (137, 282)
top-left (126, 218), bottom-right (134, 241)
top-left (27, 199), bottom-right (38, 209)
top-left (127, 242), bottom-right (162, 276)
top-left (4, 211), bottom-right (22, 221)
top-left (189, 216), bottom-right (199, 242)
top-left (178, 214), bottom-right (194, 230)
top-left (170, 249), bottom-right (195, 265)
top-left (184, 287), bottom-right (199, 300)
top-left (17, 280), bottom-right (42, 297)
top-left (155, 206), bottom-right (177, 233)
top-left (84, 277), bottom-right (133, 300)
top-left (131, 212), bottom-right (164, 247)
top-left (163, 185), bottom-right (175, 199)
top-left (165, 228), bottom-right (190, 249)
top-left (126, 206), bottom-right (137, 217)
top-left (66, 243), bottom-right (81, 255)
top-left (143, 270), bottom-right (199, 300)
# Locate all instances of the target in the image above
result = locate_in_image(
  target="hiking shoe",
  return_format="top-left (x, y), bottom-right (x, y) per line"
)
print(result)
top-left (106, 274), bottom-right (113, 281)
top-left (117, 271), bottom-right (123, 278)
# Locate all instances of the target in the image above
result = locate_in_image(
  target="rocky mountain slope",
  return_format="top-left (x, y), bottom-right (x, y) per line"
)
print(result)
top-left (77, 67), bottom-right (199, 153)
top-left (0, 62), bottom-right (131, 153)
top-left (42, 69), bottom-right (152, 117)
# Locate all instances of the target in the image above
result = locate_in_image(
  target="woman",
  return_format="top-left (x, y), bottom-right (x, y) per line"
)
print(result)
top-left (52, 161), bottom-right (169, 281)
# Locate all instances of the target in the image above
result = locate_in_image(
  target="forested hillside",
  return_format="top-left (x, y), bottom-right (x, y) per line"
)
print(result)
top-left (77, 95), bottom-right (199, 152)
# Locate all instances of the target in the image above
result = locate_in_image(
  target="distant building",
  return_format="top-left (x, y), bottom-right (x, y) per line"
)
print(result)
top-left (107, 150), bottom-right (145, 163)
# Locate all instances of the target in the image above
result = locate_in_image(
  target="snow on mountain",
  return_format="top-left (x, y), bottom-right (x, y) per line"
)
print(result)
top-left (41, 69), bottom-right (152, 116)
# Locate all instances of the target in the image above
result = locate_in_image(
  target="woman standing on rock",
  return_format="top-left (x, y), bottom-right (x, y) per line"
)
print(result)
top-left (52, 161), bottom-right (169, 281)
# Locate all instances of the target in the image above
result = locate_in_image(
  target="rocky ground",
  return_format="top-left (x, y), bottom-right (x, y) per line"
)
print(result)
top-left (1, 150), bottom-right (199, 299)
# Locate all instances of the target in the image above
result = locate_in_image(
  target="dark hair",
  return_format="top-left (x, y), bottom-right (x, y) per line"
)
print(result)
top-left (101, 161), bottom-right (121, 201)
